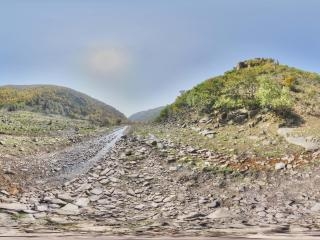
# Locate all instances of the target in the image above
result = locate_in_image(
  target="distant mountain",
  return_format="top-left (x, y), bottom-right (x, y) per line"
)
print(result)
top-left (129, 106), bottom-right (165, 122)
top-left (158, 58), bottom-right (320, 124)
top-left (0, 85), bottom-right (126, 126)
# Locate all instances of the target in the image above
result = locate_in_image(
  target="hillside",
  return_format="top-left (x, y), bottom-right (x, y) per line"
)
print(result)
top-left (0, 85), bottom-right (126, 126)
top-left (158, 58), bottom-right (320, 125)
top-left (129, 106), bottom-right (165, 122)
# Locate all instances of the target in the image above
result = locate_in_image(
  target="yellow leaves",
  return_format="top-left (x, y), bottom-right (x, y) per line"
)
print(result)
top-left (283, 76), bottom-right (295, 88)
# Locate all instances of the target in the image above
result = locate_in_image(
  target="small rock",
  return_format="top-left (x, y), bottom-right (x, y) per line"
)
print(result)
top-left (134, 204), bottom-right (145, 210)
top-left (275, 162), bottom-right (286, 170)
top-left (209, 199), bottom-right (221, 208)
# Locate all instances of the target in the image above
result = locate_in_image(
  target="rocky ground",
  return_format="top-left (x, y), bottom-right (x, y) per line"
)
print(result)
top-left (1, 125), bottom-right (320, 239)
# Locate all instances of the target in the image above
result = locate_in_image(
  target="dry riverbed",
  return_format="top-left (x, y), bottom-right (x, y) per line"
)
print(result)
top-left (1, 125), bottom-right (320, 239)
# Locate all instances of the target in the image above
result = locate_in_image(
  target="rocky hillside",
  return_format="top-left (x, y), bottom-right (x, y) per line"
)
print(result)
top-left (158, 58), bottom-right (320, 126)
top-left (0, 85), bottom-right (126, 126)
top-left (129, 106), bottom-right (165, 123)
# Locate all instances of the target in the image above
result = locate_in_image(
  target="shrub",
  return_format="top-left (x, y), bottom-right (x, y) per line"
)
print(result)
top-left (256, 77), bottom-right (292, 111)
top-left (283, 76), bottom-right (295, 89)
top-left (156, 106), bottom-right (170, 122)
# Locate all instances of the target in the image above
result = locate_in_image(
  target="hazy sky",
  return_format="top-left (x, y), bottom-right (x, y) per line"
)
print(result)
top-left (0, 0), bottom-right (319, 116)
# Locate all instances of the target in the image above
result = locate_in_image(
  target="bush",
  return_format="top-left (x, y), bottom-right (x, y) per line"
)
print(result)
top-left (156, 106), bottom-right (170, 122)
top-left (257, 77), bottom-right (292, 111)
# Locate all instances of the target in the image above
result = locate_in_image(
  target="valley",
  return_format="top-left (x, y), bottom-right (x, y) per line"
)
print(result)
top-left (0, 59), bottom-right (320, 239)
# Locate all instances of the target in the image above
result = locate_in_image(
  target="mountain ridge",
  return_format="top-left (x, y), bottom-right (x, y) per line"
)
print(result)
top-left (0, 84), bottom-right (127, 126)
top-left (129, 106), bottom-right (165, 122)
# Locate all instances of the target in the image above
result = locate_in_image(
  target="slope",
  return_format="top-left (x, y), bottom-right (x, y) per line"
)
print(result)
top-left (129, 106), bottom-right (165, 122)
top-left (0, 85), bottom-right (126, 126)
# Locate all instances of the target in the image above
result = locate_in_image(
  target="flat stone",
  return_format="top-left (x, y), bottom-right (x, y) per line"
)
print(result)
top-left (207, 208), bottom-right (233, 219)
top-left (100, 168), bottom-right (112, 175)
top-left (47, 216), bottom-right (71, 225)
top-left (75, 183), bottom-right (92, 192)
top-left (74, 198), bottom-right (90, 207)
top-left (35, 204), bottom-right (48, 212)
top-left (109, 177), bottom-right (120, 183)
top-left (181, 212), bottom-right (206, 220)
top-left (0, 203), bottom-right (28, 212)
top-left (134, 204), bottom-right (145, 210)
top-left (43, 197), bottom-right (67, 205)
top-left (90, 188), bottom-right (103, 195)
top-left (19, 214), bottom-right (36, 223)
top-left (55, 203), bottom-right (79, 215)
top-left (57, 193), bottom-right (73, 203)
top-left (163, 195), bottom-right (175, 203)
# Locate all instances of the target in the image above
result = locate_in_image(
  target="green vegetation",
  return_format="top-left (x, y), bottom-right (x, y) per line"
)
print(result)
top-left (0, 110), bottom-right (114, 157)
top-left (256, 76), bottom-right (292, 112)
top-left (157, 58), bottom-right (320, 122)
top-left (0, 85), bottom-right (126, 126)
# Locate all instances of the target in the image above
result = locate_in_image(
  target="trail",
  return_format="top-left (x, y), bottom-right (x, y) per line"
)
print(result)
top-left (36, 126), bottom-right (129, 187)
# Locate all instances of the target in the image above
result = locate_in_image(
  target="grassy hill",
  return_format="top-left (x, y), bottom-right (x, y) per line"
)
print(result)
top-left (158, 58), bottom-right (320, 125)
top-left (129, 106), bottom-right (165, 123)
top-left (0, 85), bottom-right (126, 126)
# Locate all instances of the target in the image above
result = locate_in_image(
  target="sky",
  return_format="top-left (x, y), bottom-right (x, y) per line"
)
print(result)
top-left (0, 0), bottom-right (319, 116)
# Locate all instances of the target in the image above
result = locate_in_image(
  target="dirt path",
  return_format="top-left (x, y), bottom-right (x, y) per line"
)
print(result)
top-left (35, 126), bottom-right (129, 187)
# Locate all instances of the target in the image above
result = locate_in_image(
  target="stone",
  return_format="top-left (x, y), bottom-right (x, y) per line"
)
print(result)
top-left (125, 149), bottom-right (132, 156)
top-left (19, 214), bottom-right (36, 223)
top-left (4, 169), bottom-right (16, 175)
top-left (47, 216), bottom-right (71, 225)
top-left (99, 179), bottom-right (109, 184)
top-left (74, 198), bottom-right (90, 207)
top-left (90, 188), bottom-right (103, 195)
top-left (0, 213), bottom-right (17, 226)
top-left (207, 208), bottom-right (233, 219)
top-left (199, 116), bottom-right (209, 123)
top-left (275, 162), bottom-right (286, 170)
top-left (0, 203), bottom-right (28, 212)
top-left (157, 143), bottom-right (164, 149)
top-left (100, 168), bottom-right (111, 176)
top-left (209, 199), bottom-right (221, 208)
top-left (311, 202), bottom-right (320, 212)
top-left (109, 177), bottom-right (120, 183)
top-left (163, 195), bottom-right (175, 203)
top-left (55, 203), bottom-right (79, 215)
top-left (43, 197), bottom-right (67, 205)
top-left (57, 193), bottom-right (73, 203)
top-left (181, 212), bottom-right (205, 220)
top-left (134, 204), bottom-right (145, 210)
top-left (187, 146), bottom-right (197, 153)
top-left (35, 204), bottom-right (48, 212)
